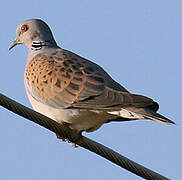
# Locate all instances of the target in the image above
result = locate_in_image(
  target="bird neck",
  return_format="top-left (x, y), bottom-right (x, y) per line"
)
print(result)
top-left (30, 39), bottom-right (57, 51)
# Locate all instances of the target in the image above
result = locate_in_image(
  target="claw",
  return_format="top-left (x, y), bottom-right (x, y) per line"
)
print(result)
top-left (56, 122), bottom-right (82, 147)
top-left (56, 133), bottom-right (78, 147)
top-left (56, 134), bottom-right (66, 141)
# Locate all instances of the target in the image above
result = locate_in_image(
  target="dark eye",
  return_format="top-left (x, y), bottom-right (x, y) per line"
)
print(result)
top-left (21, 24), bottom-right (29, 32)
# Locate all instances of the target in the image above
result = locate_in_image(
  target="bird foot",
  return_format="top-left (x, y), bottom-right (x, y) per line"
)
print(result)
top-left (56, 133), bottom-right (78, 147)
top-left (56, 121), bottom-right (80, 147)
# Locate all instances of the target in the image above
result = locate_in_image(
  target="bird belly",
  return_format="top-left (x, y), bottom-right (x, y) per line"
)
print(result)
top-left (26, 90), bottom-right (111, 132)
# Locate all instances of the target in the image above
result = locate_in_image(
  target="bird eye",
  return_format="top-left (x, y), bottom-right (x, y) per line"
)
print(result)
top-left (21, 24), bottom-right (29, 32)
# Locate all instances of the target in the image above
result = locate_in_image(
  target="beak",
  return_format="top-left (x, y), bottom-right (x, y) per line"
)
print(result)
top-left (9, 38), bottom-right (21, 50)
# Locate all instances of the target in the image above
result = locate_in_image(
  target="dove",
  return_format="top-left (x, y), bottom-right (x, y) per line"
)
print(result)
top-left (9, 19), bottom-right (174, 143)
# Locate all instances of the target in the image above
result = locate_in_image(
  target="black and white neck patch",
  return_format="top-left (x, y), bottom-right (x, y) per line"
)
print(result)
top-left (31, 40), bottom-right (53, 51)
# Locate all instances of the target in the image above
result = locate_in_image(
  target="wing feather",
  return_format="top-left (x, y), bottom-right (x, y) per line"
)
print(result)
top-left (25, 49), bottom-right (155, 110)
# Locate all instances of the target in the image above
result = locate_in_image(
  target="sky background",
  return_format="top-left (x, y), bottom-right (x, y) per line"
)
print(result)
top-left (0, 1), bottom-right (181, 179)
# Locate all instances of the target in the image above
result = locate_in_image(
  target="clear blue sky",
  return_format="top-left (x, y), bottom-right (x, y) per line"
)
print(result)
top-left (0, 1), bottom-right (181, 179)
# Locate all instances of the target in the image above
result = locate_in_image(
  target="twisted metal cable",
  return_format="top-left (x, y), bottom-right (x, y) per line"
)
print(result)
top-left (0, 92), bottom-right (170, 180)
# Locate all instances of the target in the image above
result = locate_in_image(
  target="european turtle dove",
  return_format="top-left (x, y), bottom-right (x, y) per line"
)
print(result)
top-left (9, 19), bottom-right (175, 143)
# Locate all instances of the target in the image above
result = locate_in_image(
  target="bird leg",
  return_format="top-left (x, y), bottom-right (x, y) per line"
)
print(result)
top-left (56, 121), bottom-right (81, 147)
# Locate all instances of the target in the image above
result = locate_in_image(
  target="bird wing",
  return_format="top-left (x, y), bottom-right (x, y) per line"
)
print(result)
top-left (25, 48), bottom-right (156, 110)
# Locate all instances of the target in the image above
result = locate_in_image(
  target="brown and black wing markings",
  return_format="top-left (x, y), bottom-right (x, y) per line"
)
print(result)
top-left (25, 49), bottom-right (157, 110)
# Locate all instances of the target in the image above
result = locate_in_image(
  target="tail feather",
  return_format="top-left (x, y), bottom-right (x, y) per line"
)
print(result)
top-left (124, 107), bottom-right (175, 125)
top-left (144, 112), bottom-right (175, 125)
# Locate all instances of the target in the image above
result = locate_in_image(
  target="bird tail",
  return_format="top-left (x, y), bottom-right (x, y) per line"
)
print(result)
top-left (124, 107), bottom-right (175, 125)
top-left (143, 111), bottom-right (175, 125)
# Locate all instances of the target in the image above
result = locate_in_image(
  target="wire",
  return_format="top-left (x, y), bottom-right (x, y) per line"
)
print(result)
top-left (0, 92), bottom-right (170, 180)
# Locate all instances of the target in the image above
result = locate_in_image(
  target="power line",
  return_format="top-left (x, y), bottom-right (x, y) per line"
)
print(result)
top-left (0, 92), bottom-right (170, 180)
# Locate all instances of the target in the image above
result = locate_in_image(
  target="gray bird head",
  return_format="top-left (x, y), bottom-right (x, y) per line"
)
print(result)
top-left (9, 19), bottom-right (57, 50)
